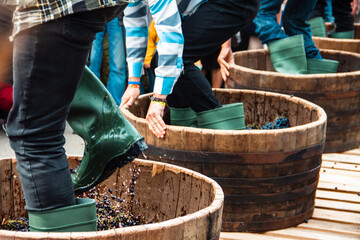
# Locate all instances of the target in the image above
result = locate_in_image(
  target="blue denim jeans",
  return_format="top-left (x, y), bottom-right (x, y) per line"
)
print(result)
top-left (7, 6), bottom-right (125, 212)
top-left (89, 17), bottom-right (127, 105)
top-left (310, 0), bottom-right (334, 23)
top-left (254, 0), bottom-right (321, 59)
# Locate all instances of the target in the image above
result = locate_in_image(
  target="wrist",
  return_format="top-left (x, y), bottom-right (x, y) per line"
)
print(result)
top-left (221, 38), bottom-right (232, 48)
top-left (152, 93), bottom-right (167, 100)
top-left (150, 96), bottom-right (167, 107)
top-left (128, 77), bottom-right (141, 88)
top-left (151, 101), bottom-right (166, 107)
top-left (128, 77), bottom-right (141, 83)
top-left (128, 81), bottom-right (140, 88)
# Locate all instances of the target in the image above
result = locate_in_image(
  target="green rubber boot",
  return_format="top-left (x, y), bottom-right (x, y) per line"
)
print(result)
top-left (28, 198), bottom-right (97, 232)
top-left (268, 35), bottom-right (307, 74)
top-left (308, 17), bottom-right (327, 37)
top-left (197, 103), bottom-right (245, 130)
top-left (328, 30), bottom-right (354, 39)
top-left (169, 107), bottom-right (197, 127)
top-left (307, 58), bottom-right (339, 74)
top-left (68, 66), bottom-right (147, 194)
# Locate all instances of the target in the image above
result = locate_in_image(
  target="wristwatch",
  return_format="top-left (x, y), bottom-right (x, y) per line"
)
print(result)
top-left (150, 96), bottom-right (167, 104)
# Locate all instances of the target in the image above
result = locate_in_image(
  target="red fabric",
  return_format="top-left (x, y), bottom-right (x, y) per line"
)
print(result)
top-left (0, 83), bottom-right (13, 111)
top-left (0, 81), bottom-right (10, 89)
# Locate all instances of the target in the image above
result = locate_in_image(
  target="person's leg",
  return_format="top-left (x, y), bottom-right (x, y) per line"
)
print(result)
top-left (332, 0), bottom-right (354, 32)
top-left (145, 67), bottom-right (155, 93)
top-left (253, 0), bottom-right (287, 45)
top-left (282, 0), bottom-right (322, 59)
top-left (89, 28), bottom-right (106, 79)
top-left (210, 69), bottom-right (223, 88)
top-left (201, 48), bottom-right (223, 88)
top-left (309, 0), bottom-right (326, 20)
top-left (167, 0), bottom-right (259, 112)
top-left (324, 0), bottom-right (335, 23)
top-left (242, 22), bottom-right (263, 50)
top-left (7, 6), bottom-right (124, 212)
top-left (248, 36), bottom-right (263, 49)
top-left (106, 17), bottom-right (127, 105)
top-left (307, 0), bottom-right (327, 38)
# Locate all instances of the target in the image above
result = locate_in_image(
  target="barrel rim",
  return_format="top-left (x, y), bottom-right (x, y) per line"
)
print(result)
top-left (231, 48), bottom-right (360, 77)
top-left (0, 157), bottom-right (224, 237)
top-left (312, 22), bottom-right (360, 44)
top-left (123, 90), bottom-right (327, 137)
top-left (312, 35), bottom-right (360, 43)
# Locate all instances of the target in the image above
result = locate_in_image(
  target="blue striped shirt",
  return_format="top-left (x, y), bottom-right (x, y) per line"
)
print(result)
top-left (124, 0), bottom-right (207, 95)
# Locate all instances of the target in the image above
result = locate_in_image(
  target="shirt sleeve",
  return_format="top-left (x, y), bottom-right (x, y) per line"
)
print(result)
top-left (148, 0), bottom-right (184, 95)
top-left (124, 0), bottom-right (149, 79)
top-left (144, 20), bottom-right (158, 65)
top-left (124, 0), bottom-right (184, 95)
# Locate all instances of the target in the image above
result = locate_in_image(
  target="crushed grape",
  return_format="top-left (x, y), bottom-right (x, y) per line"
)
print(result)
top-left (1, 166), bottom-right (145, 231)
top-left (0, 217), bottom-right (30, 232)
top-left (246, 116), bottom-right (291, 130)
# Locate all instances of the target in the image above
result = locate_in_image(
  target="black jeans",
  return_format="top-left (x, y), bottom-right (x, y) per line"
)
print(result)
top-left (167, 0), bottom-right (259, 112)
top-left (332, 0), bottom-right (354, 32)
top-left (309, 0), bottom-right (327, 20)
top-left (6, 6), bottom-right (125, 211)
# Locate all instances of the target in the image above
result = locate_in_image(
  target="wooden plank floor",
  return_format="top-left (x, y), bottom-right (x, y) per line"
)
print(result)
top-left (220, 148), bottom-right (360, 240)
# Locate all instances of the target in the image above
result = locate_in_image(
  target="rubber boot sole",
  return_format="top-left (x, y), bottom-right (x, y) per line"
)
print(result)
top-left (74, 139), bottom-right (147, 195)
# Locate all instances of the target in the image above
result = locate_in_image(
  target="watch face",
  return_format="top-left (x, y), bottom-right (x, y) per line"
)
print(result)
top-left (151, 96), bottom-right (167, 103)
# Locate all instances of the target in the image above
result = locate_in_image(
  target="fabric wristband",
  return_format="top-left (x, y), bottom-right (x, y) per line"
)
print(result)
top-left (151, 100), bottom-right (166, 107)
top-left (128, 81), bottom-right (141, 85)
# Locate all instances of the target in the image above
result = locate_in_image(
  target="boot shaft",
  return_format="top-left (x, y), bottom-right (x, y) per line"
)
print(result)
top-left (28, 198), bottom-right (97, 232)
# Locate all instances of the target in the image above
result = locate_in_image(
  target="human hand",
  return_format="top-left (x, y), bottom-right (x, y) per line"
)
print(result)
top-left (351, 0), bottom-right (359, 15)
top-left (144, 63), bottom-right (151, 69)
top-left (120, 78), bottom-right (141, 109)
top-left (146, 101), bottom-right (167, 138)
top-left (217, 39), bottom-right (234, 82)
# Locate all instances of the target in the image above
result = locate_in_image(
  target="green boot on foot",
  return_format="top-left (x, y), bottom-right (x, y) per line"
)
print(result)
top-left (307, 58), bottom-right (339, 74)
top-left (328, 30), bottom-right (354, 39)
top-left (28, 198), bottom-right (97, 232)
top-left (68, 66), bottom-right (147, 195)
top-left (169, 107), bottom-right (197, 127)
top-left (197, 103), bottom-right (245, 130)
top-left (308, 17), bottom-right (327, 37)
top-left (268, 35), bottom-right (307, 74)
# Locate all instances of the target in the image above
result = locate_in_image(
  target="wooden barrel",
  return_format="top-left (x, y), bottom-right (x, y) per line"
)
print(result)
top-left (122, 89), bottom-right (327, 232)
top-left (312, 23), bottom-right (360, 53)
top-left (227, 49), bottom-right (360, 153)
top-left (0, 157), bottom-right (223, 239)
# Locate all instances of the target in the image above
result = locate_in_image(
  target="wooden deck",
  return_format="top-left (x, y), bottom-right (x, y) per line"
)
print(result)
top-left (220, 148), bottom-right (360, 240)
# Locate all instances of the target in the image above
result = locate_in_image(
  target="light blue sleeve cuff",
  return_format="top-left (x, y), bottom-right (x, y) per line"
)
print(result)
top-left (128, 62), bottom-right (144, 78)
